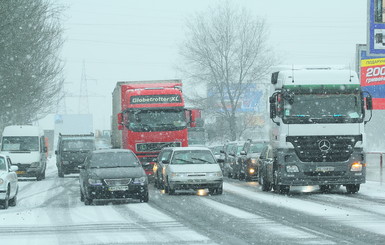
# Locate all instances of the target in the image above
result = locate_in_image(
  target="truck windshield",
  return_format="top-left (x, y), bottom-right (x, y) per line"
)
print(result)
top-left (62, 140), bottom-right (94, 152)
top-left (126, 109), bottom-right (187, 132)
top-left (1, 136), bottom-right (39, 151)
top-left (282, 92), bottom-right (364, 124)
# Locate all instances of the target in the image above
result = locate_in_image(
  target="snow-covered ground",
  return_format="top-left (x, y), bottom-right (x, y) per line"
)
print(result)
top-left (1, 157), bottom-right (384, 245)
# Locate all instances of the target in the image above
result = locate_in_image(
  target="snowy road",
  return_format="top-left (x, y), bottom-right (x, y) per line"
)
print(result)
top-left (1, 158), bottom-right (385, 245)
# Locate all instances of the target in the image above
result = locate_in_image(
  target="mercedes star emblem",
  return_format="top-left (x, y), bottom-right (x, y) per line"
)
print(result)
top-left (318, 139), bottom-right (331, 152)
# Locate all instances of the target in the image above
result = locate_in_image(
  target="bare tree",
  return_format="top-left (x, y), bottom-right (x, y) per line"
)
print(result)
top-left (0, 0), bottom-right (64, 128)
top-left (180, 2), bottom-right (276, 141)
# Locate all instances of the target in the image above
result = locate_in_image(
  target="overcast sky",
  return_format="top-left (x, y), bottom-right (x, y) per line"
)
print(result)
top-left (41, 0), bottom-right (367, 130)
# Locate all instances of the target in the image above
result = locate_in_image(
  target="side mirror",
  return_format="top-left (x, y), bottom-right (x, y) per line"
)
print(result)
top-left (161, 160), bottom-right (170, 164)
top-left (10, 165), bottom-right (18, 172)
top-left (270, 103), bottom-right (277, 119)
top-left (78, 164), bottom-right (85, 170)
top-left (217, 158), bottom-right (224, 163)
top-left (240, 150), bottom-right (246, 155)
top-left (55, 150), bottom-right (58, 155)
top-left (366, 96), bottom-right (373, 110)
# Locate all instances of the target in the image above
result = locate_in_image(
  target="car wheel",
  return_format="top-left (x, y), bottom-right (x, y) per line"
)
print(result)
top-left (58, 167), bottom-right (64, 178)
top-left (216, 184), bottom-right (223, 195)
top-left (9, 188), bottom-right (18, 207)
top-left (84, 197), bottom-right (93, 205)
top-left (1, 188), bottom-right (10, 209)
top-left (80, 189), bottom-right (85, 202)
top-left (140, 191), bottom-right (149, 203)
top-left (274, 184), bottom-right (290, 195)
top-left (346, 184), bottom-right (360, 194)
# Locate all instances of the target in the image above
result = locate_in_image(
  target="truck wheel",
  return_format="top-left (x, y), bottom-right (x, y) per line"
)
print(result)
top-left (80, 189), bottom-right (85, 202)
top-left (346, 184), bottom-right (360, 194)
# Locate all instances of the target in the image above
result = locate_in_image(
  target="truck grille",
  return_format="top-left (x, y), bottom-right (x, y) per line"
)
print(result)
top-left (136, 142), bottom-right (181, 152)
top-left (286, 135), bottom-right (362, 162)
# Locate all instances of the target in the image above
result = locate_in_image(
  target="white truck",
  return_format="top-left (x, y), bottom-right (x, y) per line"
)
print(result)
top-left (0, 125), bottom-right (47, 181)
top-left (259, 68), bottom-right (373, 194)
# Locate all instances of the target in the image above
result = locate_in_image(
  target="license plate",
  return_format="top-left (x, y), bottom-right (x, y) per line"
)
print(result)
top-left (316, 166), bottom-right (335, 172)
top-left (16, 171), bottom-right (26, 175)
top-left (108, 186), bottom-right (128, 191)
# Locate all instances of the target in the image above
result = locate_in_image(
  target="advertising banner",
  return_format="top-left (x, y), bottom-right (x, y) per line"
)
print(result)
top-left (358, 44), bottom-right (385, 109)
top-left (368, 0), bottom-right (385, 56)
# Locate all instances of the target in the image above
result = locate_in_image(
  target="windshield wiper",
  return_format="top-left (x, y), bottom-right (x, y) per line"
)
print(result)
top-left (173, 158), bottom-right (194, 164)
top-left (191, 157), bottom-right (213, 164)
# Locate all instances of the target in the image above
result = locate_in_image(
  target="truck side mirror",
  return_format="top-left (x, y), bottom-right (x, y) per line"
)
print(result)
top-left (117, 113), bottom-right (123, 130)
top-left (270, 102), bottom-right (277, 119)
top-left (366, 96), bottom-right (373, 110)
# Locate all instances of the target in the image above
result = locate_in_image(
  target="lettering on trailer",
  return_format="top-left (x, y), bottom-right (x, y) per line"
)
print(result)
top-left (130, 95), bottom-right (182, 104)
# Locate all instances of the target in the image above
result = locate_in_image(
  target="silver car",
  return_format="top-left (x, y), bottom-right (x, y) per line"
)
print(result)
top-left (158, 146), bottom-right (223, 195)
top-left (0, 154), bottom-right (19, 209)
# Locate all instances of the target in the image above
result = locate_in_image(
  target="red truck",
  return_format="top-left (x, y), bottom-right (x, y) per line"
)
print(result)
top-left (111, 80), bottom-right (197, 180)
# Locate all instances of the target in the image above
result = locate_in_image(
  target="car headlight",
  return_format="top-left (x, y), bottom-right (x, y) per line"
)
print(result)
top-left (88, 179), bottom-right (103, 186)
top-left (350, 162), bottom-right (363, 172)
top-left (250, 158), bottom-right (257, 164)
top-left (286, 165), bottom-right (299, 173)
top-left (133, 177), bottom-right (147, 184)
top-left (248, 168), bottom-right (255, 174)
top-left (0, 178), bottom-right (4, 185)
top-left (171, 172), bottom-right (188, 178)
top-left (207, 171), bottom-right (223, 177)
top-left (30, 162), bottom-right (40, 168)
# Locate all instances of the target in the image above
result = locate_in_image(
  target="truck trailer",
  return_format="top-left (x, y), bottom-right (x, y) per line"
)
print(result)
top-left (111, 80), bottom-right (197, 180)
top-left (259, 68), bottom-right (373, 194)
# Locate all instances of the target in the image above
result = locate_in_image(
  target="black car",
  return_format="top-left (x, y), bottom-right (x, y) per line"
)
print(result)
top-left (236, 139), bottom-right (268, 181)
top-left (79, 149), bottom-right (149, 205)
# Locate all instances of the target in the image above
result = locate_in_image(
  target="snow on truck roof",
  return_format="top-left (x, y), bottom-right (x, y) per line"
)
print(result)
top-left (2, 125), bottom-right (43, 136)
top-left (272, 69), bottom-right (359, 88)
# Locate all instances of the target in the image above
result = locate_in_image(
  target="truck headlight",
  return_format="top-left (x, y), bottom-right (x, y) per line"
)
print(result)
top-left (250, 158), bottom-right (257, 164)
top-left (30, 162), bottom-right (40, 168)
top-left (286, 165), bottom-right (299, 173)
top-left (133, 177), bottom-right (146, 184)
top-left (88, 179), bottom-right (103, 186)
top-left (350, 162), bottom-right (363, 172)
top-left (248, 168), bottom-right (255, 174)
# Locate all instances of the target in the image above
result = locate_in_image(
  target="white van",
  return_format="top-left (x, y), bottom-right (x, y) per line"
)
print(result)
top-left (0, 125), bottom-right (47, 181)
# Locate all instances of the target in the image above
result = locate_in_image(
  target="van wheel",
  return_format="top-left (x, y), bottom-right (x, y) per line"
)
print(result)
top-left (58, 168), bottom-right (64, 178)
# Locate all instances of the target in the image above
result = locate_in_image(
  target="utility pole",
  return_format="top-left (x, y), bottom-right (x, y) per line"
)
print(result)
top-left (79, 61), bottom-right (89, 114)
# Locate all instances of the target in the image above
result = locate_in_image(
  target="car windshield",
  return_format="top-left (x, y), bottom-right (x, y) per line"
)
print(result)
top-left (0, 157), bottom-right (6, 171)
top-left (250, 143), bottom-right (266, 153)
top-left (88, 152), bottom-right (140, 168)
top-left (171, 150), bottom-right (216, 164)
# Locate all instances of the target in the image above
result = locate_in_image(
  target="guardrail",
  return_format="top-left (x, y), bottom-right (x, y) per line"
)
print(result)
top-left (366, 152), bottom-right (384, 185)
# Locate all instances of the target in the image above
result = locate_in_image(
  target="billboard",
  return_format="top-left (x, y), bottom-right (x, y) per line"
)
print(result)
top-left (357, 44), bottom-right (385, 109)
top-left (207, 83), bottom-right (264, 113)
top-left (368, 0), bottom-right (385, 56)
